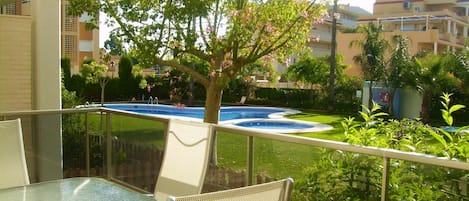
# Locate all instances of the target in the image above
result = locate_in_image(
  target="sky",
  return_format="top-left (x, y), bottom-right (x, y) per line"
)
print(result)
top-left (339, 0), bottom-right (375, 13)
top-left (99, 0), bottom-right (375, 47)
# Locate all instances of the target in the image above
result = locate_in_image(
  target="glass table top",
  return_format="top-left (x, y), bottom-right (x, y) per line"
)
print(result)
top-left (0, 177), bottom-right (155, 201)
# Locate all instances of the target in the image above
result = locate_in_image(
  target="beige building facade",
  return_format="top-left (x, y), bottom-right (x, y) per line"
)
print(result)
top-left (1, 0), bottom-right (100, 74)
top-left (61, 0), bottom-right (100, 74)
top-left (1, 0), bottom-right (78, 182)
top-left (310, 4), bottom-right (372, 57)
top-left (0, 14), bottom-right (32, 111)
top-left (338, 0), bottom-right (469, 76)
top-left (270, 4), bottom-right (371, 78)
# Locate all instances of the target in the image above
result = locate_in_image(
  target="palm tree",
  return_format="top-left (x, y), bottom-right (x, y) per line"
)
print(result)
top-left (350, 23), bottom-right (389, 109)
top-left (328, 0), bottom-right (339, 111)
top-left (413, 54), bottom-right (458, 122)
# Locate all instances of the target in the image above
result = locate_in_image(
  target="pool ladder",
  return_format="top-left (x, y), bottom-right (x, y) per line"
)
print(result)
top-left (148, 96), bottom-right (158, 104)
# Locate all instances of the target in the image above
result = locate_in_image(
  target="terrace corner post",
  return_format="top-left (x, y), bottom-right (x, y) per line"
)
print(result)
top-left (381, 157), bottom-right (390, 201)
top-left (32, 0), bottom-right (63, 181)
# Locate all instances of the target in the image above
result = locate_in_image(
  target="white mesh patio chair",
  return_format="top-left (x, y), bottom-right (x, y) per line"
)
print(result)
top-left (167, 178), bottom-right (294, 201)
top-left (153, 119), bottom-right (214, 201)
top-left (0, 118), bottom-right (29, 189)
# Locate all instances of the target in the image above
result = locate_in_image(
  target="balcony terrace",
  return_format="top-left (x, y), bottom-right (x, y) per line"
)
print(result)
top-left (425, 0), bottom-right (457, 5)
top-left (2, 107), bottom-right (469, 200)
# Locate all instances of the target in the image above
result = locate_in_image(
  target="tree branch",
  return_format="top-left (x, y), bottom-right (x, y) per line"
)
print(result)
top-left (155, 59), bottom-right (210, 88)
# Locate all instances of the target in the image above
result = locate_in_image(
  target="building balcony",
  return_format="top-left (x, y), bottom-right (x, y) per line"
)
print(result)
top-left (457, 35), bottom-right (467, 45)
top-left (425, 0), bottom-right (457, 5)
top-left (2, 108), bottom-right (469, 200)
top-left (440, 32), bottom-right (454, 42)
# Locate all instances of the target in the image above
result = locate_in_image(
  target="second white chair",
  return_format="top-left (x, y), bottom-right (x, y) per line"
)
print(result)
top-left (153, 119), bottom-right (214, 201)
top-left (168, 178), bottom-right (294, 201)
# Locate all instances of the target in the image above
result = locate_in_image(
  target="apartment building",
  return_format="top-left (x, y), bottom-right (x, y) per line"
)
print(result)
top-left (1, 0), bottom-right (99, 74)
top-left (266, 3), bottom-right (370, 84)
top-left (1, 0), bottom-right (63, 182)
top-left (310, 4), bottom-right (371, 57)
top-left (61, 0), bottom-right (100, 74)
top-left (338, 0), bottom-right (469, 76)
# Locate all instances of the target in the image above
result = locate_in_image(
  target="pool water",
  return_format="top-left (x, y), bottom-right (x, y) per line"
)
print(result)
top-left (235, 120), bottom-right (313, 129)
top-left (104, 104), bottom-right (290, 121)
top-left (102, 104), bottom-right (332, 133)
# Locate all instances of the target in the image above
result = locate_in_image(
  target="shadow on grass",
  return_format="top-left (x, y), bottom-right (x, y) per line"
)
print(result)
top-left (287, 112), bottom-right (350, 141)
top-left (112, 129), bottom-right (165, 148)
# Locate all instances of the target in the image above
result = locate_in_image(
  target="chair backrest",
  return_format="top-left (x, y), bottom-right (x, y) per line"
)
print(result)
top-left (0, 118), bottom-right (29, 189)
top-left (154, 119), bottom-right (213, 201)
top-left (168, 178), bottom-right (294, 201)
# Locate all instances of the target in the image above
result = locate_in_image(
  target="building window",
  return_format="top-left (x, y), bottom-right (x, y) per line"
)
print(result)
top-left (62, 4), bottom-right (77, 32)
top-left (64, 35), bottom-right (78, 66)
top-left (402, 24), bottom-right (416, 32)
top-left (79, 40), bottom-right (93, 52)
top-left (5, 3), bottom-right (16, 15)
top-left (415, 7), bottom-right (421, 12)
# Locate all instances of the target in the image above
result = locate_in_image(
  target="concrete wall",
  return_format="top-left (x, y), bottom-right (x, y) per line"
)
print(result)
top-left (0, 15), bottom-right (32, 111)
top-left (399, 88), bottom-right (423, 119)
top-left (362, 82), bottom-right (423, 119)
top-left (337, 29), bottom-right (441, 76)
top-left (0, 14), bottom-right (37, 182)
top-left (2, 1), bottom-right (66, 182)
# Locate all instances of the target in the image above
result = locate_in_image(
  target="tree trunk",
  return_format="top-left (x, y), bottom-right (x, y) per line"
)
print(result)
top-left (100, 80), bottom-right (107, 106)
top-left (388, 88), bottom-right (396, 117)
top-left (328, 0), bottom-right (338, 112)
top-left (204, 80), bottom-right (223, 165)
top-left (368, 80), bottom-right (373, 109)
top-left (100, 86), bottom-right (105, 106)
top-left (420, 92), bottom-right (432, 123)
top-left (204, 82), bottom-right (223, 124)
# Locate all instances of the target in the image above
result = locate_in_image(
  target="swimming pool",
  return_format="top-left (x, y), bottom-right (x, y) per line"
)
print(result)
top-left (229, 119), bottom-right (333, 133)
top-left (102, 104), bottom-right (332, 133)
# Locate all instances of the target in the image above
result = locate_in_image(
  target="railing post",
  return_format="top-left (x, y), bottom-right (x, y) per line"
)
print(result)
top-left (247, 136), bottom-right (254, 186)
top-left (85, 113), bottom-right (90, 177)
top-left (381, 157), bottom-right (390, 201)
top-left (106, 112), bottom-right (112, 179)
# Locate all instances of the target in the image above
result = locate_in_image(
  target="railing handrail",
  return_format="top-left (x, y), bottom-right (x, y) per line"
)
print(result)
top-left (214, 125), bottom-right (469, 170)
top-left (0, 108), bottom-right (100, 116)
top-left (4, 107), bottom-right (469, 200)
top-left (2, 107), bottom-right (469, 170)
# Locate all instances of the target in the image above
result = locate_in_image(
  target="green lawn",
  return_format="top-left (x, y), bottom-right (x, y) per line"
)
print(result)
top-left (287, 110), bottom-right (349, 141)
top-left (85, 109), bottom-right (350, 179)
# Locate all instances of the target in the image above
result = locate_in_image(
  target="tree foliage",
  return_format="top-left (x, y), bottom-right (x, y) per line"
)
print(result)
top-left (104, 33), bottom-right (125, 56)
top-left (351, 23), bottom-right (389, 109)
top-left (286, 55), bottom-right (330, 89)
top-left (61, 57), bottom-right (72, 90)
top-left (68, 0), bottom-right (326, 123)
top-left (413, 54), bottom-right (458, 122)
top-left (118, 55), bottom-right (133, 80)
top-left (386, 35), bottom-right (414, 116)
top-left (81, 61), bottom-right (109, 106)
top-left (287, 55), bottom-right (346, 90)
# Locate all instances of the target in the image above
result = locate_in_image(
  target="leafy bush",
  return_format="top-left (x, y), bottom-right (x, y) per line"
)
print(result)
top-left (62, 72), bottom-right (102, 170)
top-left (294, 93), bottom-right (469, 200)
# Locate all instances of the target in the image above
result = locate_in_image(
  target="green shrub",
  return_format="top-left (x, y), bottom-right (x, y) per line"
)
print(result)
top-left (294, 94), bottom-right (469, 200)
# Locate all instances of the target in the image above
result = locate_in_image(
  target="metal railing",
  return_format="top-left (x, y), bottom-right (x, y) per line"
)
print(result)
top-left (2, 107), bottom-right (469, 200)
